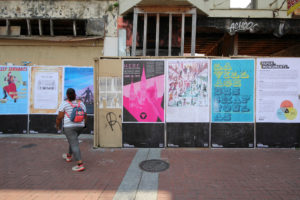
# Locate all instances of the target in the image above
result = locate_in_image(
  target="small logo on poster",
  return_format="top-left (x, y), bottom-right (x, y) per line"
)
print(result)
top-left (140, 112), bottom-right (147, 119)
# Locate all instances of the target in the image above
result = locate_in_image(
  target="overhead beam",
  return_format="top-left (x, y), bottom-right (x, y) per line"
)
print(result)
top-left (136, 6), bottom-right (193, 14)
top-left (197, 18), bottom-right (300, 35)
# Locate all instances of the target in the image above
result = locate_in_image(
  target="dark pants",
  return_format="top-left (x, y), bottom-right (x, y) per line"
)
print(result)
top-left (63, 127), bottom-right (83, 161)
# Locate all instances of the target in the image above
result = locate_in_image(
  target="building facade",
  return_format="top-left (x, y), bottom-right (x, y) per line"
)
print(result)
top-left (118, 0), bottom-right (300, 57)
top-left (1, 0), bottom-right (300, 148)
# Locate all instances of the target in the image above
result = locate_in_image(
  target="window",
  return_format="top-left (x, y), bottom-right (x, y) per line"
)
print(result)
top-left (0, 19), bottom-right (88, 36)
top-left (230, 0), bottom-right (253, 8)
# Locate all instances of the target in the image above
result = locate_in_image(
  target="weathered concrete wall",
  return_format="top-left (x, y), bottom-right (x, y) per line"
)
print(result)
top-left (0, 39), bottom-right (103, 66)
top-left (210, 0), bottom-right (230, 9)
top-left (0, 0), bottom-right (119, 37)
top-left (256, 0), bottom-right (287, 10)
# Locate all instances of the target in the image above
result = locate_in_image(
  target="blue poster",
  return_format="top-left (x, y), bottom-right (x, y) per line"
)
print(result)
top-left (0, 66), bottom-right (29, 114)
top-left (211, 59), bottom-right (254, 122)
top-left (64, 67), bottom-right (94, 114)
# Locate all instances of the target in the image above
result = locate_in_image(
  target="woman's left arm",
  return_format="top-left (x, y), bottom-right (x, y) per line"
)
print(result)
top-left (56, 111), bottom-right (65, 130)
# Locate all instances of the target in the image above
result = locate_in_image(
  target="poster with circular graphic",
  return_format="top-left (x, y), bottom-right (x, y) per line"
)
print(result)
top-left (277, 100), bottom-right (298, 120)
top-left (256, 58), bottom-right (300, 123)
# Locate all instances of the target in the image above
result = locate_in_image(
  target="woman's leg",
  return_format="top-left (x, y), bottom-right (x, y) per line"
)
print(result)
top-left (64, 127), bottom-right (82, 161)
top-left (68, 145), bottom-right (73, 155)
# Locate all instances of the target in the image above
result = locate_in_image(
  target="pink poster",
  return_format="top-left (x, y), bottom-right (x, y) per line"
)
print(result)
top-left (123, 60), bottom-right (165, 122)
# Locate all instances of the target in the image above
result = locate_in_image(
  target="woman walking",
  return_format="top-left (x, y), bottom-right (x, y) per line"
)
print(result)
top-left (56, 88), bottom-right (87, 172)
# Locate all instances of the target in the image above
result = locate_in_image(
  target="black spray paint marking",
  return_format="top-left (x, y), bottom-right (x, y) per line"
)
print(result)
top-left (106, 112), bottom-right (121, 131)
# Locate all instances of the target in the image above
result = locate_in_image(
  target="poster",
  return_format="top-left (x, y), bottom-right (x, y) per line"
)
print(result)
top-left (256, 58), bottom-right (300, 123)
top-left (123, 60), bottom-right (164, 122)
top-left (166, 59), bottom-right (209, 122)
top-left (34, 72), bottom-right (59, 109)
top-left (211, 59), bottom-right (254, 122)
top-left (64, 67), bottom-right (94, 114)
top-left (0, 66), bottom-right (28, 114)
top-left (287, 0), bottom-right (300, 15)
top-left (99, 77), bottom-right (122, 108)
top-left (30, 66), bottom-right (63, 114)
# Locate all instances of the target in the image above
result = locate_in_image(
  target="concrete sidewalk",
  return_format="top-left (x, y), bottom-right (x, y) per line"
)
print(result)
top-left (1, 135), bottom-right (300, 200)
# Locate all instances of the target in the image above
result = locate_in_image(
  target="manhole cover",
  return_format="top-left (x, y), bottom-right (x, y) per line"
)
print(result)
top-left (21, 143), bottom-right (37, 148)
top-left (139, 159), bottom-right (169, 172)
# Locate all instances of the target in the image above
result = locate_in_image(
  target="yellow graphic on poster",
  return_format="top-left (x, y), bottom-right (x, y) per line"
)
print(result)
top-left (287, 0), bottom-right (300, 15)
top-left (30, 66), bottom-right (63, 114)
top-left (212, 59), bottom-right (254, 122)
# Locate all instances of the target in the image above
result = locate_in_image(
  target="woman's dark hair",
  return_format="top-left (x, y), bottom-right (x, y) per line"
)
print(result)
top-left (66, 88), bottom-right (76, 101)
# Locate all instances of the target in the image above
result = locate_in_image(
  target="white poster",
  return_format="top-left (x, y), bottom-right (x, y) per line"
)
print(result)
top-left (166, 59), bottom-right (210, 122)
top-left (99, 77), bottom-right (122, 109)
top-left (33, 72), bottom-right (59, 109)
top-left (256, 58), bottom-right (300, 123)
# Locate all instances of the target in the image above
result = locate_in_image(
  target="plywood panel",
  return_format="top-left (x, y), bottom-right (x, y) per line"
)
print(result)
top-left (99, 59), bottom-right (122, 77)
top-left (99, 109), bottom-right (122, 147)
top-left (95, 58), bottom-right (123, 147)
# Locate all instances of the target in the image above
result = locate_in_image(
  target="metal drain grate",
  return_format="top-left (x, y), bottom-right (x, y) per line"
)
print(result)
top-left (139, 159), bottom-right (169, 172)
top-left (21, 143), bottom-right (37, 148)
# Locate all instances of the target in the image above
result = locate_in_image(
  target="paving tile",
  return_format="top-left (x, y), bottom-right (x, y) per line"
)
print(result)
top-left (0, 136), bottom-right (136, 200)
top-left (158, 149), bottom-right (300, 200)
top-left (1, 136), bottom-right (300, 200)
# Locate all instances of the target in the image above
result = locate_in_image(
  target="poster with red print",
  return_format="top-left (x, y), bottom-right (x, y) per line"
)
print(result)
top-left (123, 60), bottom-right (165, 123)
top-left (287, 0), bottom-right (300, 15)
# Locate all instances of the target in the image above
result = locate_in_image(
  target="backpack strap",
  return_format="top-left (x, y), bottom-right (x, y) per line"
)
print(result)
top-left (64, 100), bottom-right (82, 119)
top-left (77, 100), bottom-right (81, 107)
top-left (67, 100), bottom-right (76, 108)
top-left (65, 111), bottom-right (70, 118)
top-left (65, 100), bottom-right (75, 119)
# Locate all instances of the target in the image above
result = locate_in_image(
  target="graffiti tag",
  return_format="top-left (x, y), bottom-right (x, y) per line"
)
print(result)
top-left (229, 21), bottom-right (259, 34)
top-left (106, 112), bottom-right (121, 131)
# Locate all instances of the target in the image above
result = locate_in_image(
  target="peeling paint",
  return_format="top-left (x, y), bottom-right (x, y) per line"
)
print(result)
top-left (0, 0), bottom-right (118, 37)
top-left (103, 15), bottom-right (108, 24)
